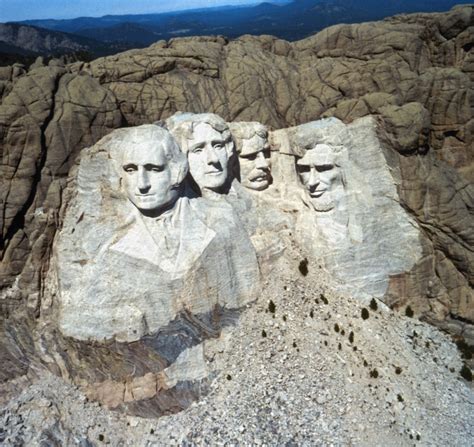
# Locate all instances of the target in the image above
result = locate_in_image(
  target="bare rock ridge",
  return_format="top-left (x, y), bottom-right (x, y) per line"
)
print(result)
top-left (2, 111), bottom-right (473, 420)
top-left (0, 5), bottom-right (473, 420)
top-left (0, 22), bottom-right (125, 62)
top-left (0, 23), bottom-right (90, 55)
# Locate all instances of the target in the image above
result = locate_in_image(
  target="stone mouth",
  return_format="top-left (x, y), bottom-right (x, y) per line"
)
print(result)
top-left (251, 175), bottom-right (268, 182)
top-left (310, 190), bottom-right (327, 197)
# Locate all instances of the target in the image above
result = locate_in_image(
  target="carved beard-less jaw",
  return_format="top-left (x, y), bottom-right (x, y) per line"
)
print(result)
top-left (121, 143), bottom-right (180, 216)
top-left (239, 153), bottom-right (272, 190)
top-left (187, 123), bottom-right (230, 193)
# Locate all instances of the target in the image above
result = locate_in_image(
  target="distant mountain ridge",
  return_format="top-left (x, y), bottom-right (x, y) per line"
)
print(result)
top-left (0, 23), bottom-right (110, 54)
top-left (76, 22), bottom-right (162, 46)
top-left (0, 23), bottom-right (132, 65)
top-left (17, 0), bottom-right (473, 42)
top-left (0, 0), bottom-right (472, 65)
top-left (18, 1), bottom-right (290, 33)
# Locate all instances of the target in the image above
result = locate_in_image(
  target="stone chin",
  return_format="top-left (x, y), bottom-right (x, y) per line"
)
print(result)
top-left (130, 193), bottom-right (174, 212)
top-left (308, 194), bottom-right (336, 212)
top-left (199, 170), bottom-right (228, 192)
top-left (243, 176), bottom-right (270, 191)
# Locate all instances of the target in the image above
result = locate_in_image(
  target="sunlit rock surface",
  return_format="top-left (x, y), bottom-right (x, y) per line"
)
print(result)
top-left (41, 112), bottom-right (442, 414)
top-left (0, 6), bottom-right (472, 420)
top-left (271, 116), bottom-right (423, 299)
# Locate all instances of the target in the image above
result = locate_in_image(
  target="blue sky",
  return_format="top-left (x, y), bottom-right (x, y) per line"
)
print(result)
top-left (0, 0), bottom-right (266, 22)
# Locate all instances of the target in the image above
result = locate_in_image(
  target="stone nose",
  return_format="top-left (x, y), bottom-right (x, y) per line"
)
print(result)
top-left (137, 167), bottom-right (151, 192)
top-left (206, 145), bottom-right (219, 164)
top-left (308, 167), bottom-right (320, 187)
top-left (256, 151), bottom-right (269, 169)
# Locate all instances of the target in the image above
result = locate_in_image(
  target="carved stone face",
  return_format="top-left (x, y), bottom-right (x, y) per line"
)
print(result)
top-left (121, 141), bottom-right (178, 214)
top-left (187, 122), bottom-right (230, 192)
top-left (239, 135), bottom-right (271, 191)
top-left (297, 144), bottom-right (343, 212)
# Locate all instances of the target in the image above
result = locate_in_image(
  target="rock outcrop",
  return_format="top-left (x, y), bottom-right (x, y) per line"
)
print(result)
top-left (2, 107), bottom-right (471, 415)
top-left (0, 6), bottom-right (473, 414)
top-left (271, 117), bottom-right (423, 299)
top-left (2, 261), bottom-right (474, 445)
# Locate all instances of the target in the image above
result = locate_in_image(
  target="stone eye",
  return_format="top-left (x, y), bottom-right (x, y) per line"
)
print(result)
top-left (298, 165), bottom-right (310, 173)
top-left (316, 164), bottom-right (334, 172)
top-left (123, 164), bottom-right (137, 173)
top-left (144, 164), bottom-right (164, 172)
top-left (246, 153), bottom-right (257, 161)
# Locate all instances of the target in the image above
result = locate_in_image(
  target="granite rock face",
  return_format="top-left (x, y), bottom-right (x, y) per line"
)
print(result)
top-left (34, 123), bottom-right (258, 414)
top-left (22, 112), bottom-right (468, 415)
top-left (53, 124), bottom-right (258, 341)
top-left (0, 6), bottom-right (473, 414)
top-left (271, 117), bottom-right (423, 300)
top-left (0, 64), bottom-right (122, 303)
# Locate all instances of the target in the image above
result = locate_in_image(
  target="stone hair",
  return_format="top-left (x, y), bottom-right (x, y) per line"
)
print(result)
top-left (168, 113), bottom-right (232, 153)
top-left (229, 122), bottom-right (268, 154)
top-left (112, 124), bottom-right (188, 185)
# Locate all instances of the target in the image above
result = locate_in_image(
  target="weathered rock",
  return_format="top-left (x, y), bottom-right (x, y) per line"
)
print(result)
top-left (35, 123), bottom-right (259, 414)
top-left (378, 102), bottom-right (431, 154)
top-left (1, 231), bottom-right (473, 446)
top-left (0, 65), bottom-right (122, 305)
top-left (268, 117), bottom-right (422, 299)
top-left (0, 6), bottom-right (473, 405)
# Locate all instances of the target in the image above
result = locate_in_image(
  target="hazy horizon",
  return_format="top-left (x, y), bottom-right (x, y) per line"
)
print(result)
top-left (0, 0), bottom-right (282, 22)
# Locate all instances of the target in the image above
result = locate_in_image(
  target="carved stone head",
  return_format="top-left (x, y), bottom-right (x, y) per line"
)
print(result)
top-left (297, 143), bottom-right (344, 212)
top-left (113, 125), bottom-right (188, 215)
top-left (167, 113), bottom-right (234, 194)
top-left (230, 122), bottom-right (272, 191)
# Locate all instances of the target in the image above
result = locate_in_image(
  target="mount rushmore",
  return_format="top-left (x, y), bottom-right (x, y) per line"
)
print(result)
top-left (31, 111), bottom-right (432, 414)
top-left (0, 5), bottom-right (472, 421)
top-left (55, 113), bottom-right (423, 343)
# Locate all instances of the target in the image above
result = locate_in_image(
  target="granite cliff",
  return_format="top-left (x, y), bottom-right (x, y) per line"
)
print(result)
top-left (2, 4), bottom-right (472, 333)
top-left (0, 5), bottom-right (473, 443)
